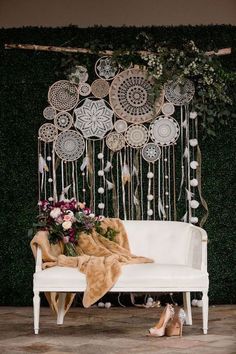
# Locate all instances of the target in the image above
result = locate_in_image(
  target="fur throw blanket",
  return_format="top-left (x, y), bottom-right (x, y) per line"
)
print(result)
top-left (30, 218), bottom-right (153, 312)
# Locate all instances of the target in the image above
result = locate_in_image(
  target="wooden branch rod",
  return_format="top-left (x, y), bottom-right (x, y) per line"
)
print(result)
top-left (4, 43), bottom-right (231, 57)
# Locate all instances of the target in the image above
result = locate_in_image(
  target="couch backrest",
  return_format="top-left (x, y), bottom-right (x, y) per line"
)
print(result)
top-left (123, 220), bottom-right (193, 265)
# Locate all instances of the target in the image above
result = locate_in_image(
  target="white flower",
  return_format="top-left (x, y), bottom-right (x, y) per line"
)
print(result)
top-left (62, 221), bottom-right (72, 230)
top-left (66, 210), bottom-right (74, 217)
top-left (50, 207), bottom-right (61, 219)
top-left (89, 213), bottom-right (95, 218)
top-left (190, 111), bottom-right (198, 119)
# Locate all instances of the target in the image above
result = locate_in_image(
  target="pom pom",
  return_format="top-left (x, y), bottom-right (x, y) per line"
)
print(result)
top-left (190, 200), bottom-right (199, 209)
top-left (98, 203), bottom-right (105, 209)
top-left (98, 187), bottom-right (105, 194)
top-left (147, 209), bottom-right (153, 216)
top-left (48, 178), bottom-right (53, 183)
top-left (147, 172), bottom-right (154, 179)
top-left (190, 161), bottom-right (199, 169)
top-left (190, 216), bottom-right (199, 224)
top-left (46, 156), bottom-right (52, 161)
top-left (189, 138), bottom-right (198, 147)
top-left (147, 194), bottom-right (154, 201)
top-left (98, 302), bottom-right (105, 308)
top-left (97, 153), bottom-right (104, 160)
top-left (190, 178), bottom-right (198, 187)
top-left (48, 197), bottom-right (54, 202)
top-left (98, 170), bottom-right (104, 176)
top-left (191, 299), bottom-right (198, 307)
top-left (105, 302), bottom-right (111, 309)
top-left (190, 111), bottom-right (197, 119)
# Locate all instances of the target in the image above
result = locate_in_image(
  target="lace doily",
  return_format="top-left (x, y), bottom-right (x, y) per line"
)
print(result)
top-left (74, 98), bottom-right (113, 139)
top-left (43, 106), bottom-right (56, 120)
top-left (125, 124), bottom-right (149, 148)
top-left (106, 132), bottom-right (126, 151)
top-left (55, 130), bottom-right (85, 161)
top-left (161, 102), bottom-right (175, 116)
top-left (164, 79), bottom-right (195, 106)
top-left (114, 120), bottom-right (128, 133)
top-left (91, 79), bottom-right (110, 98)
top-left (48, 80), bottom-right (79, 111)
top-left (38, 123), bottom-right (58, 143)
top-left (68, 65), bottom-right (89, 84)
top-left (142, 143), bottom-right (161, 162)
top-left (109, 68), bottom-right (157, 124)
top-left (78, 83), bottom-right (91, 97)
top-left (150, 116), bottom-right (180, 146)
top-left (54, 111), bottom-right (73, 131)
top-left (95, 56), bottom-right (119, 80)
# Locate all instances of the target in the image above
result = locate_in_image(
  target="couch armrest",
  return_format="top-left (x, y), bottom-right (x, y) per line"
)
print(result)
top-left (187, 225), bottom-right (208, 272)
top-left (35, 246), bottom-right (43, 273)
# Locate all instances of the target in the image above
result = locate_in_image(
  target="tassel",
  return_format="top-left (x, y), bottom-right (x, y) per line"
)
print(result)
top-left (104, 161), bottom-right (112, 172)
top-left (186, 188), bottom-right (194, 201)
top-left (122, 163), bottom-right (131, 184)
top-left (106, 179), bottom-right (114, 190)
top-left (80, 156), bottom-right (89, 171)
top-left (184, 146), bottom-right (189, 158)
top-left (39, 154), bottom-right (48, 173)
top-left (158, 197), bottom-right (166, 219)
top-left (59, 184), bottom-right (71, 201)
top-left (133, 195), bottom-right (139, 206)
top-left (181, 211), bottom-right (188, 222)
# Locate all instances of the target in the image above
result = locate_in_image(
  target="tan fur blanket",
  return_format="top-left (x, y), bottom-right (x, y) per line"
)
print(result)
top-left (30, 218), bottom-right (153, 311)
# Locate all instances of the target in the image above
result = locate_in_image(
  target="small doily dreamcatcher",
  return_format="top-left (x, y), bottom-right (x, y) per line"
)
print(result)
top-left (125, 124), bottom-right (149, 148)
top-left (54, 111), bottom-right (73, 131)
top-left (150, 116), bottom-right (180, 146)
top-left (161, 102), bottom-right (175, 116)
top-left (95, 56), bottom-right (119, 80)
top-left (114, 120), bottom-right (128, 133)
top-left (43, 106), bottom-right (56, 120)
top-left (38, 123), bottom-right (57, 143)
top-left (164, 79), bottom-right (195, 106)
top-left (142, 143), bottom-right (161, 163)
top-left (109, 68), bottom-right (162, 124)
top-left (91, 79), bottom-right (110, 98)
top-left (78, 83), bottom-right (91, 97)
top-left (55, 130), bottom-right (85, 161)
top-left (106, 132), bottom-right (126, 151)
top-left (48, 80), bottom-right (79, 111)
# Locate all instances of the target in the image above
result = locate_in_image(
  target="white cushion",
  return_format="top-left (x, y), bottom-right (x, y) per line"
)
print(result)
top-left (34, 263), bottom-right (208, 291)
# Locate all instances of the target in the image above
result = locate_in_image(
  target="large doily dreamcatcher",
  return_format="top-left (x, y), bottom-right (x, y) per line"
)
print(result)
top-left (91, 79), bottom-right (110, 98)
top-left (109, 68), bottom-right (162, 124)
top-left (74, 98), bottom-right (114, 139)
top-left (142, 143), bottom-right (161, 162)
top-left (150, 116), bottom-right (180, 146)
top-left (38, 123), bottom-right (57, 142)
top-left (95, 57), bottom-right (119, 80)
top-left (125, 124), bottom-right (149, 148)
top-left (43, 106), bottom-right (56, 120)
top-left (106, 132), bottom-right (126, 151)
top-left (54, 111), bottom-right (73, 131)
top-left (48, 80), bottom-right (79, 111)
top-left (164, 79), bottom-right (195, 106)
top-left (55, 130), bottom-right (85, 161)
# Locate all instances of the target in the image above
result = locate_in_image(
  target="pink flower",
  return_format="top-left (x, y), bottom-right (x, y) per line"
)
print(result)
top-left (63, 236), bottom-right (70, 244)
top-left (63, 214), bottom-right (72, 222)
top-left (55, 215), bottom-right (63, 224)
top-left (50, 207), bottom-right (61, 219)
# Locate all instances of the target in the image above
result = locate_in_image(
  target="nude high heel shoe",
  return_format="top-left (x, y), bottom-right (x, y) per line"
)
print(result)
top-left (165, 308), bottom-right (186, 337)
top-left (148, 304), bottom-right (175, 337)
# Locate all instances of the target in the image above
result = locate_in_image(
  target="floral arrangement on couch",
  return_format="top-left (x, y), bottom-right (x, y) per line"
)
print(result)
top-left (29, 199), bottom-right (118, 256)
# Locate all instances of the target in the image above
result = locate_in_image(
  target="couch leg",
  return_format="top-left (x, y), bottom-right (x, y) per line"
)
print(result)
top-left (202, 291), bottom-right (209, 334)
top-left (33, 291), bottom-right (40, 334)
top-left (183, 292), bottom-right (192, 325)
top-left (57, 293), bottom-right (66, 325)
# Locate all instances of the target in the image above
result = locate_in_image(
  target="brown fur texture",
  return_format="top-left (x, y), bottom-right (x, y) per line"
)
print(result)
top-left (30, 218), bottom-right (153, 310)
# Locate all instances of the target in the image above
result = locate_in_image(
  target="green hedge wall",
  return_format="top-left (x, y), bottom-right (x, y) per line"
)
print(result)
top-left (0, 25), bottom-right (235, 305)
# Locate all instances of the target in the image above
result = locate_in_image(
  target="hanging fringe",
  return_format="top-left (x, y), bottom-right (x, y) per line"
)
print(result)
top-left (38, 154), bottom-right (49, 173)
top-left (158, 197), bottom-right (166, 219)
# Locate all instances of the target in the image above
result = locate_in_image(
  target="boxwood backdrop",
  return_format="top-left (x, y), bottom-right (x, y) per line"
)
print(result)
top-left (0, 25), bottom-right (235, 305)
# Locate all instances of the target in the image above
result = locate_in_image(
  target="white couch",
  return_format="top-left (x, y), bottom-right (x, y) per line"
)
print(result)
top-left (33, 220), bottom-right (209, 334)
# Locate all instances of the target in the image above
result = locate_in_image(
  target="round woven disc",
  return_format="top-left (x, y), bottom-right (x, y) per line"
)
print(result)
top-left (164, 79), bottom-right (195, 106)
top-left (150, 116), bottom-right (180, 146)
top-left (161, 102), bottom-right (175, 116)
top-left (54, 111), bottom-right (73, 131)
top-left (109, 68), bottom-right (158, 124)
top-left (125, 124), bottom-right (149, 148)
top-left (95, 56), bottom-right (119, 80)
top-left (106, 132), bottom-right (126, 151)
top-left (55, 130), bottom-right (85, 161)
top-left (43, 106), bottom-right (56, 120)
top-left (142, 143), bottom-right (161, 162)
top-left (79, 83), bottom-right (91, 97)
top-left (114, 120), bottom-right (128, 133)
top-left (38, 123), bottom-right (57, 143)
top-left (48, 80), bottom-right (79, 111)
top-left (91, 79), bottom-right (110, 98)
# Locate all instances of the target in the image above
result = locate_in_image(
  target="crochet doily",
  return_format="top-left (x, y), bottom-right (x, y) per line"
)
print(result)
top-left (74, 98), bottom-right (113, 139)
top-left (164, 79), bottom-right (195, 106)
top-left (95, 56), bottom-right (119, 80)
top-left (48, 80), bottom-right (79, 111)
top-left (150, 116), bottom-right (180, 146)
top-left (142, 143), bottom-right (161, 162)
top-left (161, 102), bottom-right (175, 116)
top-left (114, 119), bottom-right (128, 133)
top-left (78, 83), bottom-right (91, 97)
top-left (125, 124), bottom-right (149, 148)
top-left (43, 106), bottom-right (56, 120)
top-left (54, 111), bottom-right (73, 131)
top-left (55, 130), bottom-right (85, 161)
top-left (38, 123), bottom-right (58, 143)
top-left (106, 132), bottom-right (126, 151)
top-left (91, 79), bottom-right (110, 98)
top-left (109, 68), bottom-right (156, 124)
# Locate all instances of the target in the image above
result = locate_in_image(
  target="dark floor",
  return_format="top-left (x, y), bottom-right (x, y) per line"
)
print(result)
top-left (0, 305), bottom-right (235, 354)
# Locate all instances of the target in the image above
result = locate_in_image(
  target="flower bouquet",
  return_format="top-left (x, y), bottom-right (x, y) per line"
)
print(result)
top-left (29, 199), bottom-right (118, 256)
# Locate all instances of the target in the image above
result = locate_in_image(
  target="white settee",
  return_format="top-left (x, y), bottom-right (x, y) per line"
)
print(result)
top-left (33, 220), bottom-right (209, 334)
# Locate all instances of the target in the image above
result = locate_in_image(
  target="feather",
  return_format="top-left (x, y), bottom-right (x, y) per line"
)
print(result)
top-left (182, 119), bottom-right (187, 128)
top-left (184, 146), bottom-right (189, 158)
top-left (106, 179), bottom-right (114, 190)
top-left (158, 197), bottom-right (166, 219)
top-left (59, 184), bottom-right (71, 201)
top-left (133, 195), bottom-right (139, 206)
top-left (186, 188), bottom-right (194, 201)
top-left (122, 163), bottom-right (131, 184)
top-left (181, 211), bottom-right (188, 223)
top-left (132, 165), bottom-right (138, 176)
top-left (104, 161), bottom-right (112, 172)
top-left (38, 154), bottom-right (49, 174)
top-left (80, 156), bottom-right (89, 171)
